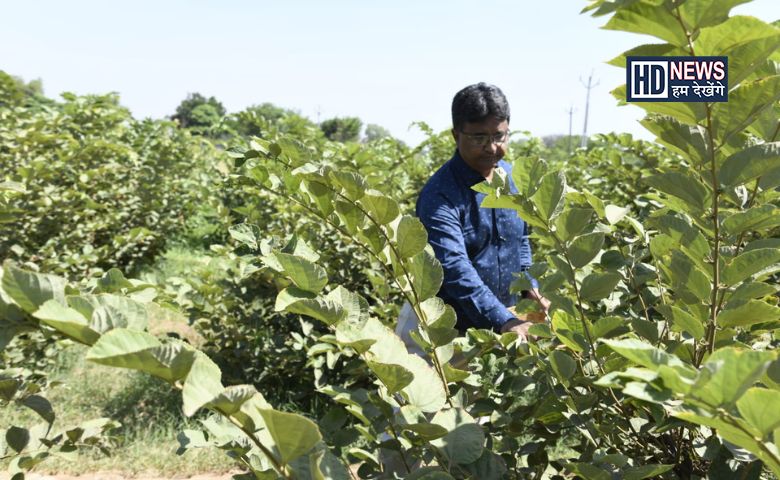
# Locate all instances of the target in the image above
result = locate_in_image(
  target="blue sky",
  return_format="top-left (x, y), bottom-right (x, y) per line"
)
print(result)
top-left (2, 1), bottom-right (777, 145)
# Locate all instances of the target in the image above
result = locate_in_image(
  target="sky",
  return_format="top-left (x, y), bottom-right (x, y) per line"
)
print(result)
top-left (1, 1), bottom-right (778, 145)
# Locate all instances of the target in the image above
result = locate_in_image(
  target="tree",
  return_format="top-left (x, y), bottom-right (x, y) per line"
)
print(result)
top-left (229, 103), bottom-right (318, 138)
top-left (320, 116), bottom-right (362, 143)
top-left (0, 71), bottom-right (44, 107)
top-left (363, 123), bottom-right (392, 142)
top-left (171, 93), bottom-right (226, 129)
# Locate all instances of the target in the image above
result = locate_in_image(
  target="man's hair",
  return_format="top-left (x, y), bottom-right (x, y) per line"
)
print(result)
top-left (451, 83), bottom-right (510, 131)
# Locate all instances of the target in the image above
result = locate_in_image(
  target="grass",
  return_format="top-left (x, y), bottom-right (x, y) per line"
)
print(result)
top-left (0, 342), bottom-right (238, 477)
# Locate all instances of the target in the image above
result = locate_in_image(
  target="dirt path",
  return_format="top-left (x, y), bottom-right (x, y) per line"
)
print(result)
top-left (5, 473), bottom-right (239, 480)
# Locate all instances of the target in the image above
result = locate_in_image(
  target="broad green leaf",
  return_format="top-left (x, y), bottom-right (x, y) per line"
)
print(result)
top-left (750, 103), bottom-right (780, 143)
top-left (657, 304), bottom-right (705, 339)
top-left (325, 286), bottom-right (367, 323)
top-left (592, 316), bottom-right (627, 339)
top-left (282, 235), bottom-right (321, 263)
top-left (328, 171), bottom-right (366, 200)
top-left (554, 207), bottom-right (594, 242)
top-left (511, 156), bottom-right (534, 195)
top-left (565, 462), bottom-right (611, 480)
top-left (458, 450), bottom-right (508, 480)
top-left (551, 310), bottom-right (589, 352)
top-left (623, 464), bottom-right (674, 480)
top-left (696, 16), bottom-right (780, 86)
top-left (359, 189), bottom-right (399, 225)
top-left (259, 408), bottom-right (322, 464)
top-left (86, 328), bottom-right (160, 363)
top-left (32, 299), bottom-right (99, 345)
top-left (20, 395), bottom-right (54, 425)
top-left (580, 272), bottom-right (621, 301)
top-left (303, 180), bottom-right (335, 216)
top-left (549, 350), bottom-right (577, 387)
top-left (602, 338), bottom-right (696, 375)
top-left (334, 199), bottom-right (364, 233)
top-left (736, 387), bottom-right (780, 437)
top-left (334, 317), bottom-right (378, 354)
top-left (679, 0), bottom-right (751, 31)
top-left (729, 282), bottom-right (777, 303)
top-left (409, 250), bottom-right (443, 302)
top-left (568, 232), bottom-right (604, 268)
top-left (583, 190), bottom-right (606, 219)
top-left (667, 250), bottom-right (712, 302)
top-left (530, 171), bottom-right (566, 222)
top-left (719, 142), bottom-right (780, 187)
top-left (205, 385), bottom-right (257, 418)
top-left (366, 360), bottom-right (413, 394)
top-left (723, 205), bottom-right (780, 237)
top-left (275, 287), bottom-right (346, 326)
top-left (442, 363), bottom-right (469, 383)
top-left (722, 248), bottom-right (780, 286)
top-left (603, 2), bottom-right (688, 47)
top-left (648, 214), bottom-right (709, 261)
top-left (643, 172), bottom-right (710, 212)
top-left (66, 294), bottom-right (148, 333)
top-left (228, 223), bottom-right (260, 250)
top-left (87, 329), bottom-right (196, 384)
top-left (96, 268), bottom-right (133, 293)
top-left (718, 299), bottom-right (780, 328)
top-left (5, 426), bottom-right (29, 453)
top-left (402, 423), bottom-right (448, 440)
top-left (712, 77), bottom-right (780, 146)
top-left (641, 116), bottom-right (709, 166)
top-left (431, 408), bottom-right (484, 465)
top-left (420, 297), bottom-right (458, 346)
top-left (395, 215), bottom-right (428, 259)
top-left (263, 252), bottom-right (328, 294)
top-left (2, 263), bottom-right (67, 314)
top-left (604, 204), bottom-right (630, 225)
top-left (692, 348), bottom-right (774, 406)
top-left (674, 408), bottom-right (780, 476)
top-left (399, 354), bottom-right (447, 413)
top-left (406, 469), bottom-right (455, 480)
top-left (182, 351), bottom-right (223, 417)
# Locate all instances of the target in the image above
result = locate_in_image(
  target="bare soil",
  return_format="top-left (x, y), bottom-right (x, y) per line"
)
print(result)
top-left (4, 473), bottom-right (239, 480)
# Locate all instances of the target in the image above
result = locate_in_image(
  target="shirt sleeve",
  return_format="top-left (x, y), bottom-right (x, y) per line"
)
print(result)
top-left (417, 195), bottom-right (516, 331)
top-left (519, 221), bottom-right (540, 289)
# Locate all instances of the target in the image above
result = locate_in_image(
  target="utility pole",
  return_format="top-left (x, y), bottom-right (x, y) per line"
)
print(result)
top-left (315, 105), bottom-right (321, 125)
top-left (566, 105), bottom-right (577, 155)
top-left (580, 72), bottom-right (600, 148)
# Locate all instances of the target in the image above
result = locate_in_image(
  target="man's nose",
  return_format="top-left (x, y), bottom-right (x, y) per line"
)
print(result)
top-left (483, 141), bottom-right (499, 153)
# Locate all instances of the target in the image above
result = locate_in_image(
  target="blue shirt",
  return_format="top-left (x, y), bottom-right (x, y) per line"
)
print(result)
top-left (416, 151), bottom-right (537, 332)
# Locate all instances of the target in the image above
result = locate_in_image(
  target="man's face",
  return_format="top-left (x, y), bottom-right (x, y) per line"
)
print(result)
top-left (452, 116), bottom-right (509, 176)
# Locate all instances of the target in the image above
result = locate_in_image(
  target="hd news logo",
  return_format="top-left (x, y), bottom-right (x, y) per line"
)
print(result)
top-left (627, 56), bottom-right (728, 102)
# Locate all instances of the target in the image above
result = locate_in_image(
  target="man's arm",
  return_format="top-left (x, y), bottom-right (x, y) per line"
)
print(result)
top-left (418, 197), bottom-right (516, 331)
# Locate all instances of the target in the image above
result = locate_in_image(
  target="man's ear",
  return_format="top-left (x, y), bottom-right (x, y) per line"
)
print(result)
top-left (451, 128), bottom-right (458, 141)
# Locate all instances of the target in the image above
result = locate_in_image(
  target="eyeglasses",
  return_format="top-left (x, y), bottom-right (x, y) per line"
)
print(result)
top-left (459, 130), bottom-right (510, 147)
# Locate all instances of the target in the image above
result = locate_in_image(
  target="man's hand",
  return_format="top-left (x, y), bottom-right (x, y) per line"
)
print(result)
top-left (500, 319), bottom-right (533, 342)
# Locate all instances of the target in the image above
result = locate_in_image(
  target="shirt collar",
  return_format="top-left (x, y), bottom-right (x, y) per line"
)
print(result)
top-left (450, 150), bottom-right (488, 188)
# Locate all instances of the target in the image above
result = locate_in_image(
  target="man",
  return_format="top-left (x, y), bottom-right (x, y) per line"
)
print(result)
top-left (416, 83), bottom-right (549, 341)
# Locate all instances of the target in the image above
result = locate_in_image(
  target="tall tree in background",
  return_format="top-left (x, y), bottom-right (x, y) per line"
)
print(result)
top-left (0, 71), bottom-right (44, 107)
top-left (363, 123), bottom-right (392, 142)
top-left (171, 93), bottom-right (226, 129)
top-left (320, 116), bottom-right (362, 142)
top-left (229, 102), bottom-right (318, 138)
